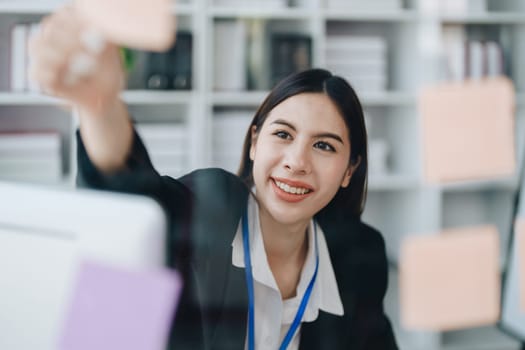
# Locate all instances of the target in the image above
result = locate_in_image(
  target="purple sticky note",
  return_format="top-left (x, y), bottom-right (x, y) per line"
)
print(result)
top-left (59, 259), bottom-right (183, 350)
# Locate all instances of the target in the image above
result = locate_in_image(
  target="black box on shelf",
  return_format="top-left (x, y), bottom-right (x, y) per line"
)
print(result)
top-left (145, 32), bottom-right (193, 90)
top-left (270, 34), bottom-right (312, 88)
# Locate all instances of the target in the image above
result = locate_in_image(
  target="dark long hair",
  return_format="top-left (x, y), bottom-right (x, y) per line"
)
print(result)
top-left (237, 68), bottom-right (368, 218)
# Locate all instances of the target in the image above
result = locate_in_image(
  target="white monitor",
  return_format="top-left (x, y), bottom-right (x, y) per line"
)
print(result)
top-left (0, 181), bottom-right (167, 350)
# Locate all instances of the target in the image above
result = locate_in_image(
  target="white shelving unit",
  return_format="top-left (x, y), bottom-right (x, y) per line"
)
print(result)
top-left (0, 0), bottom-right (524, 349)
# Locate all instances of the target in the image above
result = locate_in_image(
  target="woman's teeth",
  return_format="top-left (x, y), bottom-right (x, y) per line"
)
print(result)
top-left (274, 180), bottom-right (311, 195)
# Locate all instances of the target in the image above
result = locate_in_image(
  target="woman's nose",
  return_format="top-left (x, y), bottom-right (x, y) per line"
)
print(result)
top-left (283, 142), bottom-right (311, 175)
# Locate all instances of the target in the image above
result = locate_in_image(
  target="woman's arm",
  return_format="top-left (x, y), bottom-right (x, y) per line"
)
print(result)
top-left (29, 6), bottom-right (133, 174)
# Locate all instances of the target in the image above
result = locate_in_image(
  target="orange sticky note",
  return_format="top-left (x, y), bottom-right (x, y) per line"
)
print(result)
top-left (518, 218), bottom-right (525, 312)
top-left (420, 78), bottom-right (515, 183)
top-left (76, 0), bottom-right (176, 51)
top-left (400, 225), bottom-right (500, 331)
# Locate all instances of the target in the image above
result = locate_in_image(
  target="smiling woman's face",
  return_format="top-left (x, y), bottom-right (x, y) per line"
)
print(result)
top-left (250, 92), bottom-right (355, 226)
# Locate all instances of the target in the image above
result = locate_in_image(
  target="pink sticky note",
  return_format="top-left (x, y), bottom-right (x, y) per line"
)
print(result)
top-left (518, 218), bottom-right (525, 312)
top-left (420, 78), bottom-right (515, 183)
top-left (59, 259), bottom-right (183, 350)
top-left (76, 0), bottom-right (176, 51)
top-left (400, 225), bottom-right (500, 331)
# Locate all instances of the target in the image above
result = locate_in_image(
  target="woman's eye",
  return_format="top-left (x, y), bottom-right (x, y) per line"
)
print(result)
top-left (273, 131), bottom-right (292, 140)
top-left (314, 141), bottom-right (336, 152)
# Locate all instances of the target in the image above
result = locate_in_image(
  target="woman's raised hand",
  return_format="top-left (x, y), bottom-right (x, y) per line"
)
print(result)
top-left (28, 6), bottom-right (124, 117)
top-left (29, 6), bottom-right (134, 173)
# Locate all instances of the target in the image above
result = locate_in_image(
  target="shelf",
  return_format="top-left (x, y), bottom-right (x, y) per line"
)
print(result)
top-left (0, 91), bottom-right (194, 106)
top-left (0, 92), bottom-right (62, 105)
top-left (172, 2), bottom-right (196, 16)
top-left (368, 174), bottom-right (420, 191)
top-left (0, 1), bottom-right (62, 14)
top-left (122, 90), bottom-right (194, 105)
top-left (323, 9), bottom-right (418, 22)
top-left (211, 91), bottom-right (268, 107)
top-left (209, 6), bottom-right (313, 19)
top-left (211, 91), bottom-right (416, 107)
top-left (0, 1), bottom-right (194, 16)
top-left (359, 91), bottom-right (416, 106)
top-left (439, 177), bottom-right (518, 192)
top-left (440, 12), bottom-right (525, 24)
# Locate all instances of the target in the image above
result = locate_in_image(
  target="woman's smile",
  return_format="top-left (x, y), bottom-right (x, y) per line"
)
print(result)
top-left (271, 177), bottom-right (315, 203)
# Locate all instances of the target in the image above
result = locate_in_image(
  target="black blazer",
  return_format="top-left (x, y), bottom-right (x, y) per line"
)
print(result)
top-left (77, 130), bottom-right (398, 350)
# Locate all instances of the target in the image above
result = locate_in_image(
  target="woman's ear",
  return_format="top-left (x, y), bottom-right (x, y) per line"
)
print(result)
top-left (249, 125), bottom-right (258, 161)
top-left (341, 156), bottom-right (361, 188)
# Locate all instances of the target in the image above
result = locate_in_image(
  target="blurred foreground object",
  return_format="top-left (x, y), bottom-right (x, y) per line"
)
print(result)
top-left (400, 225), bottom-right (500, 331)
top-left (76, 0), bottom-right (176, 51)
top-left (59, 259), bottom-right (182, 350)
top-left (420, 78), bottom-right (515, 183)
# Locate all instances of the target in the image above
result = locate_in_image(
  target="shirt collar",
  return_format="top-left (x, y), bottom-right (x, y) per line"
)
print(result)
top-left (232, 195), bottom-right (344, 317)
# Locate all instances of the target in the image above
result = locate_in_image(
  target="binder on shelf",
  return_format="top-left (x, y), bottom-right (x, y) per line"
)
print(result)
top-left (442, 25), bottom-right (466, 81)
top-left (170, 32), bottom-right (192, 90)
top-left (485, 41), bottom-right (504, 77)
top-left (213, 20), bottom-right (247, 91)
top-left (9, 24), bottom-right (27, 92)
top-left (467, 40), bottom-right (484, 80)
top-left (270, 34), bottom-right (311, 88)
top-left (400, 225), bottom-right (500, 331)
top-left (27, 23), bottom-right (42, 93)
top-left (145, 32), bottom-right (193, 90)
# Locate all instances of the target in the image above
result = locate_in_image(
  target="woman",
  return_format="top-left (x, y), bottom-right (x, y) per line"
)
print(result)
top-left (30, 7), bottom-right (398, 350)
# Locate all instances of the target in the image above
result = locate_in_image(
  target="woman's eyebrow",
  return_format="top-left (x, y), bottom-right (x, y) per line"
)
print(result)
top-left (270, 119), bottom-right (345, 145)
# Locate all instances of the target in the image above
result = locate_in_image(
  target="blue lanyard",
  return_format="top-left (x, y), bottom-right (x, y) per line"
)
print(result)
top-left (242, 208), bottom-right (319, 350)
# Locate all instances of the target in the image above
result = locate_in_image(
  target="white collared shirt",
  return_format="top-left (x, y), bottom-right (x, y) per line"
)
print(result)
top-left (232, 195), bottom-right (344, 350)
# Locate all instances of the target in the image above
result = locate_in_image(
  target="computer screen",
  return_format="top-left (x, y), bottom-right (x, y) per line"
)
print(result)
top-left (0, 181), bottom-right (167, 349)
top-left (500, 181), bottom-right (525, 341)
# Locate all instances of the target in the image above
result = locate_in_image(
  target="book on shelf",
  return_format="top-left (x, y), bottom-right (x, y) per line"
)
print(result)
top-left (325, 35), bottom-right (388, 93)
top-left (213, 110), bottom-right (253, 172)
top-left (9, 24), bottom-right (27, 92)
top-left (442, 25), bottom-right (506, 81)
top-left (0, 131), bottom-right (60, 154)
top-left (439, 0), bottom-right (486, 14)
top-left (467, 40), bottom-right (484, 80)
top-left (144, 32), bottom-right (193, 90)
top-left (325, 36), bottom-right (387, 52)
top-left (368, 139), bottom-right (390, 176)
top-left (9, 22), bottom-right (42, 93)
top-left (135, 123), bottom-right (189, 176)
top-left (0, 131), bottom-right (62, 183)
top-left (270, 34), bottom-right (311, 88)
top-left (442, 25), bottom-right (467, 81)
top-left (213, 20), bottom-right (247, 91)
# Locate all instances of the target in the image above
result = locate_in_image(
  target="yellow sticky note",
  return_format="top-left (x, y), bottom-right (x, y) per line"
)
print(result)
top-left (76, 0), bottom-right (176, 51)
top-left (420, 78), bottom-right (515, 183)
top-left (400, 225), bottom-right (500, 331)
